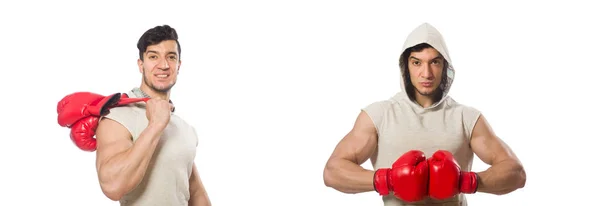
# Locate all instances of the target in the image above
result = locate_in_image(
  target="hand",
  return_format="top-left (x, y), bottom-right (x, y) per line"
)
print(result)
top-left (145, 98), bottom-right (173, 127)
top-left (373, 150), bottom-right (429, 202)
top-left (428, 150), bottom-right (478, 200)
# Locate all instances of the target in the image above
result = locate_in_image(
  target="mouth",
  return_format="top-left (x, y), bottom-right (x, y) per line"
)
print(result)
top-left (155, 74), bottom-right (170, 79)
top-left (420, 82), bottom-right (433, 87)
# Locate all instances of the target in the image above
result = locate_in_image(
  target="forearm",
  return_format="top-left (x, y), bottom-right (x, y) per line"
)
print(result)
top-left (324, 159), bottom-right (375, 194)
top-left (188, 169), bottom-right (211, 206)
top-left (188, 192), bottom-right (211, 206)
top-left (475, 160), bottom-right (526, 195)
top-left (99, 123), bottom-right (165, 197)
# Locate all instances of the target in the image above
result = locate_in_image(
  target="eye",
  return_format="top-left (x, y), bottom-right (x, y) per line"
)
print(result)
top-left (169, 56), bottom-right (178, 60)
top-left (149, 55), bottom-right (158, 59)
top-left (412, 61), bottom-right (421, 66)
top-left (432, 60), bottom-right (440, 65)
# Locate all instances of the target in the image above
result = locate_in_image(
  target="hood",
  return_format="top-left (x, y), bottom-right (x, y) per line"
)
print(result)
top-left (395, 22), bottom-right (455, 109)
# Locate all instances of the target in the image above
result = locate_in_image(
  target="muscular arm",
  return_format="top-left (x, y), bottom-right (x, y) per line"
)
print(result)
top-left (470, 114), bottom-right (527, 195)
top-left (323, 110), bottom-right (379, 194)
top-left (188, 163), bottom-right (211, 206)
top-left (95, 118), bottom-right (166, 201)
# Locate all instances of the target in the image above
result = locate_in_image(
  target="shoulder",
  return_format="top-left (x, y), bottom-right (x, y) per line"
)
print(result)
top-left (105, 103), bottom-right (145, 118)
top-left (100, 104), bottom-right (146, 137)
top-left (445, 97), bottom-right (482, 139)
top-left (360, 97), bottom-right (397, 132)
top-left (169, 114), bottom-right (200, 146)
top-left (362, 99), bottom-right (394, 113)
top-left (169, 114), bottom-right (195, 132)
top-left (361, 98), bottom-right (397, 117)
top-left (363, 92), bottom-right (406, 112)
top-left (445, 97), bottom-right (481, 118)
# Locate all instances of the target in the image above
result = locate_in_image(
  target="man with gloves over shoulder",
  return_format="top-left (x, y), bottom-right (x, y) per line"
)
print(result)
top-left (57, 25), bottom-right (211, 206)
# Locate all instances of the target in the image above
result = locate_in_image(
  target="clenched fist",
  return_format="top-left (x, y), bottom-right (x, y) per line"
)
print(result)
top-left (145, 98), bottom-right (173, 128)
top-left (428, 150), bottom-right (478, 200)
top-left (373, 150), bottom-right (429, 202)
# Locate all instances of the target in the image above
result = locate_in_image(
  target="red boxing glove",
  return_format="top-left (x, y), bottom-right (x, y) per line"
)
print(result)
top-left (70, 116), bottom-right (100, 152)
top-left (57, 92), bottom-right (122, 127)
top-left (374, 150), bottom-right (429, 202)
top-left (428, 150), bottom-right (478, 200)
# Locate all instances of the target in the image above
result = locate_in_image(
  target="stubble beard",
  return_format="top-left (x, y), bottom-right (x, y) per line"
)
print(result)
top-left (416, 88), bottom-right (437, 97)
top-left (414, 85), bottom-right (444, 103)
top-left (143, 70), bottom-right (175, 93)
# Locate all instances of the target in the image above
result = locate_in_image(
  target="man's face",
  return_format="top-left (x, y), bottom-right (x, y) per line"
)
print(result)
top-left (138, 40), bottom-right (181, 93)
top-left (407, 47), bottom-right (445, 97)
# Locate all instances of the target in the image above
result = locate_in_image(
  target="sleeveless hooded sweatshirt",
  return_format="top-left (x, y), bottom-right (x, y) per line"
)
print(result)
top-left (101, 88), bottom-right (199, 206)
top-left (362, 23), bottom-right (481, 206)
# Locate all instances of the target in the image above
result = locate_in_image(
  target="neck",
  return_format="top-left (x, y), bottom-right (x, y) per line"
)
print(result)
top-left (413, 88), bottom-right (443, 108)
top-left (414, 94), bottom-right (435, 108)
top-left (139, 83), bottom-right (170, 100)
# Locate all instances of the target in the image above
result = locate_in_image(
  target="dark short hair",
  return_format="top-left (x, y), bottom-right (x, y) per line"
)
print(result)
top-left (399, 43), bottom-right (448, 102)
top-left (137, 25), bottom-right (181, 60)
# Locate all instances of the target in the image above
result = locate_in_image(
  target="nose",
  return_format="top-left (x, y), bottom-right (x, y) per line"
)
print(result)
top-left (421, 64), bottom-right (433, 79)
top-left (158, 58), bottom-right (170, 69)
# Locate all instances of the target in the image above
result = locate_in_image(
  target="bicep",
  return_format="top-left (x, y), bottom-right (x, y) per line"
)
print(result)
top-left (470, 115), bottom-right (519, 165)
top-left (328, 110), bottom-right (378, 165)
top-left (95, 118), bottom-right (133, 168)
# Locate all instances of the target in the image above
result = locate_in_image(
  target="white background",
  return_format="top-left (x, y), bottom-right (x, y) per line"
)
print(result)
top-left (0, 0), bottom-right (598, 205)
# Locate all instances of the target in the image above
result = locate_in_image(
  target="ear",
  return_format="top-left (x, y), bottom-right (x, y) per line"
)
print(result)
top-left (137, 59), bottom-right (143, 73)
top-left (177, 60), bottom-right (182, 74)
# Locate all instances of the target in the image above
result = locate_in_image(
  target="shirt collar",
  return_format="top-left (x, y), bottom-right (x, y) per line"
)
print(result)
top-left (130, 87), bottom-right (176, 112)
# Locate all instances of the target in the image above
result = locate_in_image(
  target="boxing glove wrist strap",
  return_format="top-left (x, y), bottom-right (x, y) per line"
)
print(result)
top-left (459, 172), bottom-right (478, 194)
top-left (373, 169), bottom-right (391, 195)
top-left (88, 93), bottom-right (122, 117)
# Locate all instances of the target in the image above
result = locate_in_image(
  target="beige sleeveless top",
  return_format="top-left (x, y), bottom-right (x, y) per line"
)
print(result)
top-left (362, 23), bottom-right (481, 206)
top-left (102, 88), bottom-right (198, 206)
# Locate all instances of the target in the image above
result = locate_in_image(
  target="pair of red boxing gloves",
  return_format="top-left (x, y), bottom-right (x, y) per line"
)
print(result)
top-left (56, 92), bottom-right (149, 152)
top-left (373, 150), bottom-right (479, 202)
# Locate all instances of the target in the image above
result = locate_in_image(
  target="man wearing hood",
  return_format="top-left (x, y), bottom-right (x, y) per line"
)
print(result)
top-left (323, 23), bottom-right (527, 206)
